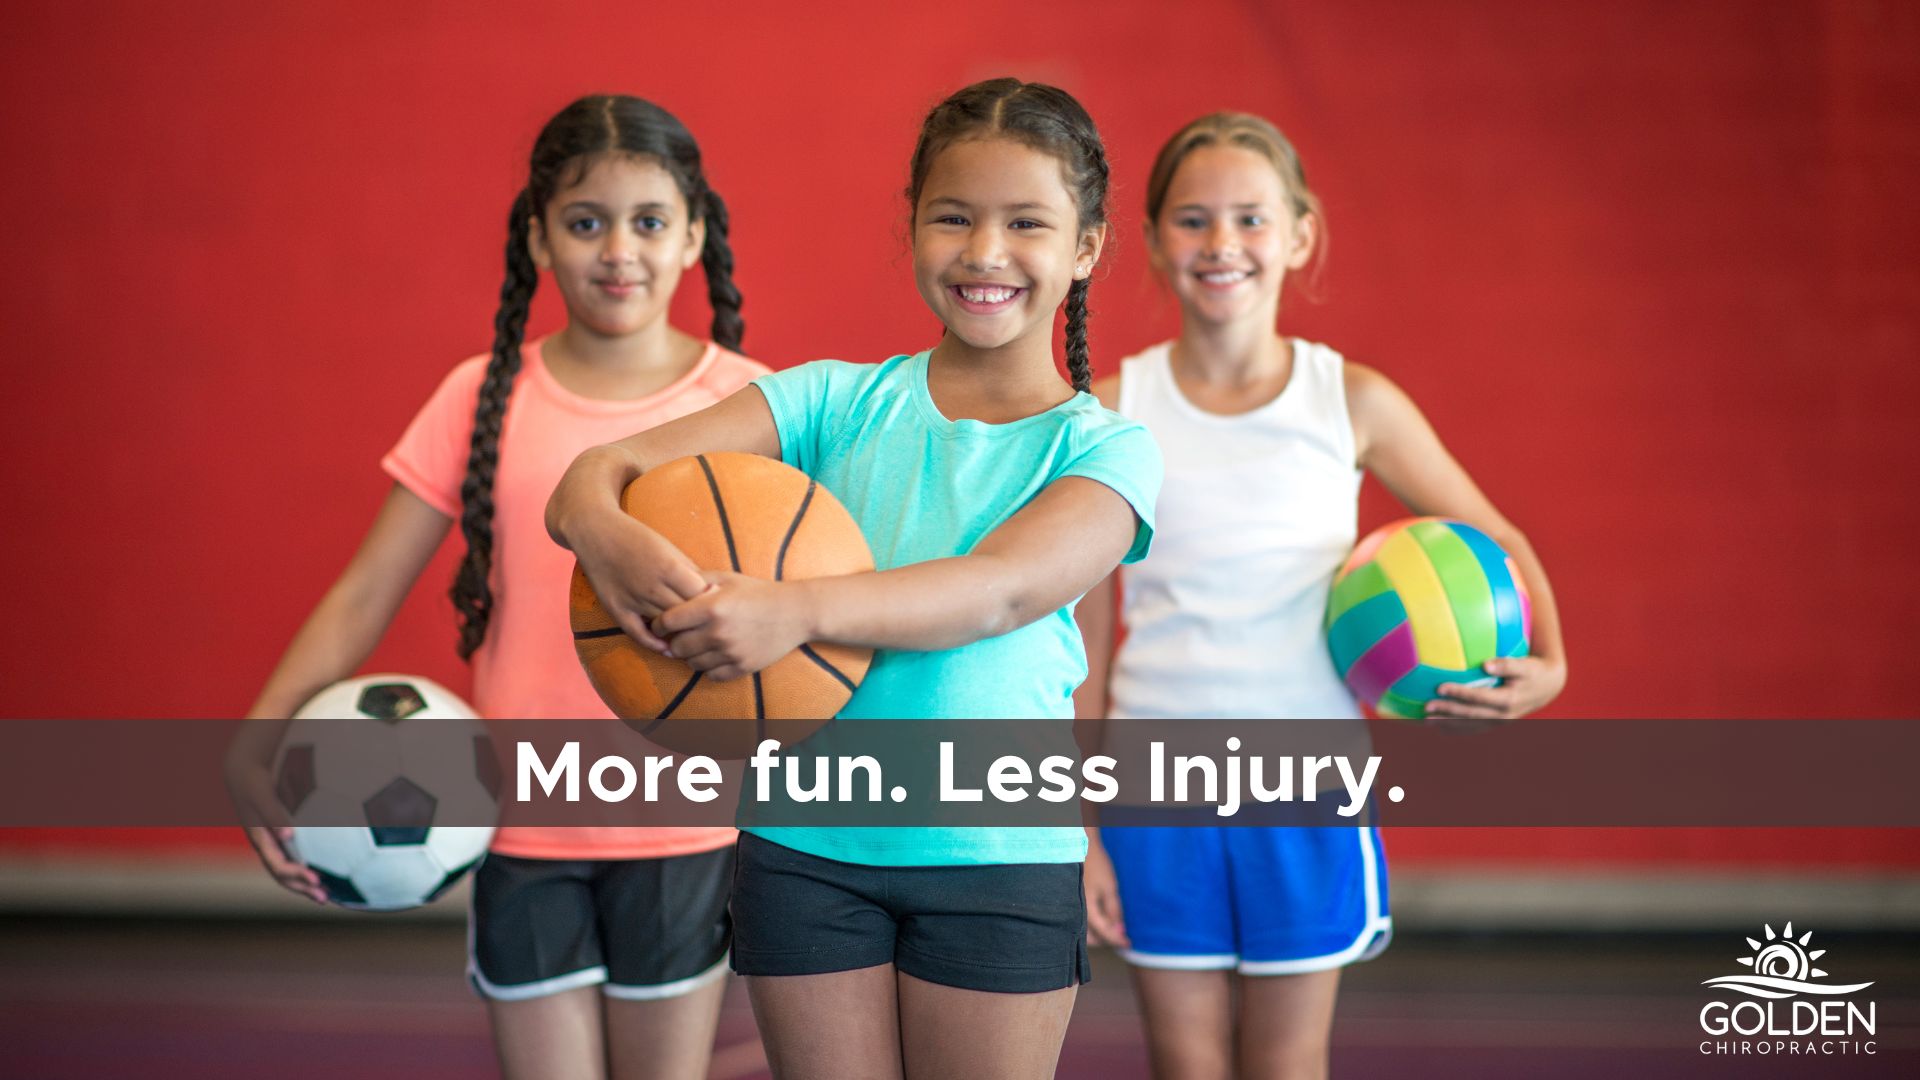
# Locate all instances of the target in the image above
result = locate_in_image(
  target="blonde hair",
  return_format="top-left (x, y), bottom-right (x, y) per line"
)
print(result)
top-left (1144, 112), bottom-right (1326, 287)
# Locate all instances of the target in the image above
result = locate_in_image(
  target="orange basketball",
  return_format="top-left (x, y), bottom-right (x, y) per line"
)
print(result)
top-left (569, 452), bottom-right (874, 758)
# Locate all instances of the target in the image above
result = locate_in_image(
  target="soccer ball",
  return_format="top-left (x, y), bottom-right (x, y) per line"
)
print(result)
top-left (274, 674), bottom-right (499, 911)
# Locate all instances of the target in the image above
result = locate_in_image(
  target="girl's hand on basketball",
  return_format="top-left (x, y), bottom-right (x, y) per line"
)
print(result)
top-left (1082, 838), bottom-right (1129, 948)
top-left (654, 570), bottom-right (809, 681)
top-left (1427, 654), bottom-right (1566, 729)
top-left (572, 510), bottom-right (710, 653)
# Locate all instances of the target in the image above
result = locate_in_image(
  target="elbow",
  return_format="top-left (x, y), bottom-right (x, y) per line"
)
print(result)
top-left (978, 577), bottom-right (1045, 642)
top-left (546, 444), bottom-right (623, 548)
top-left (943, 554), bottom-right (1065, 646)
top-left (980, 595), bottom-right (1024, 641)
top-left (544, 500), bottom-right (579, 553)
top-left (946, 593), bottom-right (1020, 647)
top-left (950, 565), bottom-right (1027, 645)
top-left (543, 452), bottom-right (585, 545)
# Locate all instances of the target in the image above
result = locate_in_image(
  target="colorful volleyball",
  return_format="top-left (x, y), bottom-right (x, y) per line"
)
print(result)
top-left (1325, 517), bottom-right (1532, 720)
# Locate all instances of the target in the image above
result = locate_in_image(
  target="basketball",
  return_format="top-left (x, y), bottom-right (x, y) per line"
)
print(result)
top-left (1324, 517), bottom-right (1532, 720)
top-left (570, 452), bottom-right (874, 756)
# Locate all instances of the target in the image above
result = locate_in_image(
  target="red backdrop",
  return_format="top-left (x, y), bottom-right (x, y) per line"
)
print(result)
top-left (2, 1), bottom-right (1915, 867)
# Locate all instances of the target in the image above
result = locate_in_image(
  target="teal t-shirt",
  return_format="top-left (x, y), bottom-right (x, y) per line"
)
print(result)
top-left (744, 350), bottom-right (1162, 865)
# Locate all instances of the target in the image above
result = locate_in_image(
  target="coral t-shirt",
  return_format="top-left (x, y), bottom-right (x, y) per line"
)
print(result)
top-left (382, 337), bottom-right (765, 860)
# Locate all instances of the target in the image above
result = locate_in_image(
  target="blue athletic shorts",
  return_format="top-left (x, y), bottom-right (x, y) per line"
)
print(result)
top-left (1099, 824), bottom-right (1392, 974)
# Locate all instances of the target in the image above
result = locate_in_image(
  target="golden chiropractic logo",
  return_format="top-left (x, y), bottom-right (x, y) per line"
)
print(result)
top-left (1698, 923), bottom-right (1877, 1057)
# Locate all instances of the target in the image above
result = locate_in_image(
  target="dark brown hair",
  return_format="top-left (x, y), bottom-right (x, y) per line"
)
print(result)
top-left (905, 78), bottom-right (1109, 392)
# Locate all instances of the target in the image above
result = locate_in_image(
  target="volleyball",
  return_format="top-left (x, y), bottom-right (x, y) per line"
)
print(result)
top-left (1325, 517), bottom-right (1532, 720)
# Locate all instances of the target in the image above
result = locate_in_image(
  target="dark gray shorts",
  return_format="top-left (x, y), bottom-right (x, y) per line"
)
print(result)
top-left (729, 832), bottom-right (1089, 993)
top-left (467, 848), bottom-right (732, 1001)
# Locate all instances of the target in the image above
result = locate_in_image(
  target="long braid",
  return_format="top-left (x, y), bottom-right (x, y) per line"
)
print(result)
top-left (1064, 277), bottom-right (1092, 393)
top-left (1063, 120), bottom-right (1108, 395)
top-left (700, 187), bottom-right (744, 351)
top-left (446, 95), bottom-right (739, 661)
top-left (450, 189), bottom-right (537, 659)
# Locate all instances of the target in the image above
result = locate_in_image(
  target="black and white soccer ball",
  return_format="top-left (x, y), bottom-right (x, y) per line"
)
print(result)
top-left (273, 674), bottom-right (499, 911)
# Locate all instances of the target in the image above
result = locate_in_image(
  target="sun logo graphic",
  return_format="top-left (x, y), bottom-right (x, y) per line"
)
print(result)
top-left (1698, 923), bottom-right (1878, 1057)
top-left (1702, 922), bottom-right (1873, 999)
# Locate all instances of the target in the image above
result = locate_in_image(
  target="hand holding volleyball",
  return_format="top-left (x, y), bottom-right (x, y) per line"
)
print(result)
top-left (1426, 652), bottom-right (1566, 727)
top-left (1326, 517), bottom-right (1538, 726)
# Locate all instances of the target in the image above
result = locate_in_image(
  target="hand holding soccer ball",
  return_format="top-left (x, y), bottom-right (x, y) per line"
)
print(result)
top-left (232, 675), bottom-right (500, 911)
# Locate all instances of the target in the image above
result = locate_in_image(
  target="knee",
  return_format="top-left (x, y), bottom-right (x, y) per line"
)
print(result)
top-left (1143, 1030), bottom-right (1234, 1080)
top-left (1239, 1037), bottom-right (1329, 1080)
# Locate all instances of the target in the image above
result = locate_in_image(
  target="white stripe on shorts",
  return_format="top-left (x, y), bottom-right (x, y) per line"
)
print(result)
top-left (1116, 949), bottom-right (1239, 970)
top-left (1239, 827), bottom-right (1392, 975)
top-left (470, 963), bottom-right (611, 1002)
top-left (465, 885), bottom-right (611, 1002)
top-left (602, 954), bottom-right (731, 1001)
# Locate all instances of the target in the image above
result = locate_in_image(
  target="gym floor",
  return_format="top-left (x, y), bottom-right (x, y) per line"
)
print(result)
top-left (2, 917), bottom-right (1914, 1078)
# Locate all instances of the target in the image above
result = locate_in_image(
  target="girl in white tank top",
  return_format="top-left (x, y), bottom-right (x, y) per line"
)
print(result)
top-left (1107, 336), bottom-right (1363, 720)
top-left (1076, 113), bottom-right (1569, 1079)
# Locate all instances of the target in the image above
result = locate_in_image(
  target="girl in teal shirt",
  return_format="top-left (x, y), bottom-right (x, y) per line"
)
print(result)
top-left (548, 79), bottom-right (1160, 1079)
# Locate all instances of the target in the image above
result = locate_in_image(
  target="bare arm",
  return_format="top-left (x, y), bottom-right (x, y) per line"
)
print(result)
top-left (545, 386), bottom-right (784, 650)
top-left (809, 476), bottom-right (1137, 648)
top-left (655, 476), bottom-right (1143, 682)
top-left (243, 483), bottom-right (454, 721)
top-left (1348, 363), bottom-right (1567, 720)
top-left (228, 482), bottom-right (453, 899)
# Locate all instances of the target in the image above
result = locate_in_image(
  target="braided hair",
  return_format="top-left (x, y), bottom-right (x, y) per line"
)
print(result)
top-left (905, 78), bottom-right (1110, 393)
top-left (452, 95), bottom-right (744, 660)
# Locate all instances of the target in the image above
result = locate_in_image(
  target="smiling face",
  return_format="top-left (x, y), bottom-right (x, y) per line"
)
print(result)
top-left (912, 137), bottom-right (1104, 354)
top-left (528, 154), bottom-right (704, 338)
top-left (1147, 144), bottom-right (1315, 328)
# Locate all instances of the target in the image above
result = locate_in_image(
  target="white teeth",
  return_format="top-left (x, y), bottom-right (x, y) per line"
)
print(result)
top-left (1199, 270), bottom-right (1249, 284)
top-left (958, 286), bottom-right (1017, 303)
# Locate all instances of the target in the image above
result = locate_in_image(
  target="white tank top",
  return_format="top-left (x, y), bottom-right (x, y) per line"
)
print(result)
top-left (1109, 339), bottom-right (1365, 720)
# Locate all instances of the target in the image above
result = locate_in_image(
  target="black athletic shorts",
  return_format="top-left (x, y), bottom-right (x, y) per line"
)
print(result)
top-left (467, 847), bottom-right (733, 1001)
top-left (729, 832), bottom-right (1090, 993)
